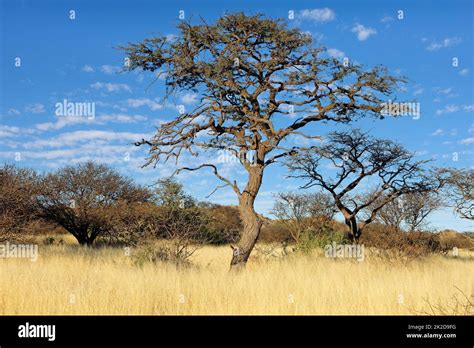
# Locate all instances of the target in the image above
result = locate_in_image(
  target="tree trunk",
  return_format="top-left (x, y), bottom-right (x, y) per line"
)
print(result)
top-left (230, 166), bottom-right (263, 270)
top-left (76, 234), bottom-right (88, 246)
top-left (345, 216), bottom-right (361, 243)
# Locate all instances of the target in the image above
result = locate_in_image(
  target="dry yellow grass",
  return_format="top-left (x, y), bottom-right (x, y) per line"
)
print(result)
top-left (0, 236), bottom-right (472, 315)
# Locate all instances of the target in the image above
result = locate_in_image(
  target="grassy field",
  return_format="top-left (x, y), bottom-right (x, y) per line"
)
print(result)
top-left (0, 235), bottom-right (472, 315)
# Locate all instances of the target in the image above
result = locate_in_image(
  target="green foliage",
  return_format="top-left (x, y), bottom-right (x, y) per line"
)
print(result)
top-left (153, 178), bottom-right (195, 208)
top-left (295, 221), bottom-right (346, 254)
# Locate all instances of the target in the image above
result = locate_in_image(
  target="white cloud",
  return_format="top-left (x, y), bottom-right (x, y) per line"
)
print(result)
top-left (0, 125), bottom-right (35, 137)
top-left (99, 114), bottom-right (147, 123)
top-left (24, 130), bottom-right (151, 149)
top-left (436, 104), bottom-right (459, 115)
top-left (436, 104), bottom-right (474, 115)
top-left (25, 103), bottom-right (46, 114)
top-left (100, 65), bottom-right (119, 74)
top-left (431, 129), bottom-right (444, 136)
top-left (82, 65), bottom-right (94, 73)
top-left (35, 113), bottom-right (148, 131)
top-left (327, 48), bottom-right (345, 59)
top-left (0, 125), bottom-right (21, 137)
top-left (165, 34), bottom-right (178, 42)
top-left (413, 87), bottom-right (424, 96)
top-left (90, 82), bottom-right (131, 93)
top-left (380, 16), bottom-right (393, 23)
top-left (127, 98), bottom-right (163, 110)
top-left (459, 137), bottom-right (474, 145)
top-left (463, 104), bottom-right (474, 112)
top-left (299, 8), bottom-right (335, 23)
top-left (180, 93), bottom-right (198, 105)
top-left (459, 68), bottom-right (469, 76)
top-left (426, 37), bottom-right (462, 51)
top-left (434, 87), bottom-right (453, 95)
top-left (7, 108), bottom-right (21, 115)
top-left (351, 24), bottom-right (377, 41)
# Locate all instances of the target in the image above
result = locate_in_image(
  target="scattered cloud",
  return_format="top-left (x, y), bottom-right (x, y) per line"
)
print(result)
top-left (25, 103), bottom-right (46, 114)
top-left (23, 130), bottom-right (151, 149)
top-left (7, 108), bottom-right (21, 116)
top-left (165, 34), bottom-right (178, 42)
top-left (459, 137), bottom-right (474, 145)
top-left (464, 104), bottom-right (474, 112)
top-left (100, 65), bottom-right (120, 74)
top-left (413, 87), bottom-right (424, 96)
top-left (299, 8), bottom-right (335, 23)
top-left (82, 65), bottom-right (94, 73)
top-left (127, 98), bottom-right (163, 111)
top-left (90, 82), bottom-right (131, 93)
top-left (380, 16), bottom-right (393, 23)
top-left (431, 129), bottom-right (444, 136)
top-left (436, 104), bottom-right (474, 115)
top-left (34, 113), bottom-right (148, 131)
top-left (351, 23), bottom-right (377, 41)
top-left (327, 48), bottom-right (345, 59)
top-left (436, 104), bottom-right (459, 115)
top-left (99, 114), bottom-right (147, 123)
top-left (0, 125), bottom-right (35, 137)
top-left (0, 125), bottom-right (21, 137)
top-left (434, 87), bottom-right (453, 95)
top-left (180, 93), bottom-right (198, 105)
top-left (426, 37), bottom-right (462, 51)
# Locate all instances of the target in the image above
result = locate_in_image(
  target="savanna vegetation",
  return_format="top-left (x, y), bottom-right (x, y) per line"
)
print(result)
top-left (0, 13), bottom-right (472, 315)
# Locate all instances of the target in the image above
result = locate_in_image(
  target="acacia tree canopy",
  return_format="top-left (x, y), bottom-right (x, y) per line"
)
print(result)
top-left (121, 13), bottom-right (406, 267)
top-left (286, 130), bottom-right (436, 241)
top-left (0, 164), bottom-right (41, 241)
top-left (36, 161), bottom-right (151, 246)
top-left (437, 168), bottom-right (474, 220)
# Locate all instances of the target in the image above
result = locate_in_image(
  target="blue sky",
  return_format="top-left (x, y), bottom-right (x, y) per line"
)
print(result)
top-left (1, 0), bottom-right (473, 231)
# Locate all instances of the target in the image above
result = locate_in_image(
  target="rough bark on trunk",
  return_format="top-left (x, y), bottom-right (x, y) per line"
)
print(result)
top-left (230, 166), bottom-right (263, 269)
top-left (345, 216), bottom-right (361, 244)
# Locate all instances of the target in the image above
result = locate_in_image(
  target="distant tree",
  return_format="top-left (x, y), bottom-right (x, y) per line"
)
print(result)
top-left (367, 198), bottom-right (405, 232)
top-left (286, 130), bottom-right (436, 242)
top-left (399, 192), bottom-right (442, 232)
top-left (272, 191), bottom-right (335, 243)
top-left (122, 13), bottom-right (405, 268)
top-left (437, 168), bottom-right (473, 220)
top-left (36, 161), bottom-right (151, 246)
top-left (0, 164), bottom-right (40, 241)
top-left (153, 178), bottom-right (195, 208)
top-left (307, 192), bottom-right (337, 222)
top-left (366, 191), bottom-right (442, 232)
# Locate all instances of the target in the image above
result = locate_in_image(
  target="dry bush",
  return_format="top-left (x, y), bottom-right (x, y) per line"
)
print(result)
top-left (411, 287), bottom-right (473, 315)
top-left (0, 164), bottom-right (41, 242)
top-left (132, 242), bottom-right (198, 268)
top-left (437, 230), bottom-right (474, 250)
top-left (199, 204), bottom-right (242, 244)
top-left (360, 223), bottom-right (445, 259)
top-left (103, 202), bottom-right (160, 246)
top-left (120, 205), bottom-right (210, 266)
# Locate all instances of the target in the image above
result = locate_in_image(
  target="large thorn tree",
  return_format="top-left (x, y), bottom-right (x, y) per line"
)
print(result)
top-left (122, 13), bottom-right (405, 268)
